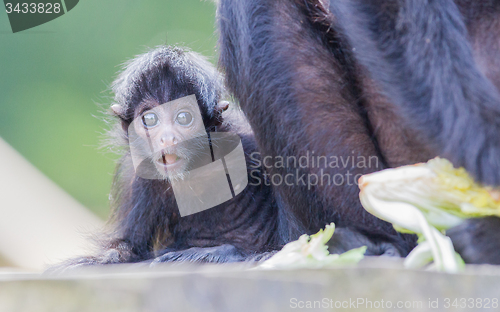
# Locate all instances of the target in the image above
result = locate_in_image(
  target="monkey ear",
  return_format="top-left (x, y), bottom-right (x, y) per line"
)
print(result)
top-left (111, 104), bottom-right (126, 118)
top-left (216, 101), bottom-right (230, 113)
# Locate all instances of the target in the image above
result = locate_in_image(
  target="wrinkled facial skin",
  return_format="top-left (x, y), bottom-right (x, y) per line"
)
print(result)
top-left (132, 98), bottom-right (207, 181)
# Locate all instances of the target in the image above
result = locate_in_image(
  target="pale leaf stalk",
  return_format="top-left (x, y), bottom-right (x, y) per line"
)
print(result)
top-left (358, 157), bottom-right (500, 273)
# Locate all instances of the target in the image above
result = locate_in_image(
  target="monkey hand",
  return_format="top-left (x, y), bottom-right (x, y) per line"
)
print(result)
top-left (150, 244), bottom-right (249, 265)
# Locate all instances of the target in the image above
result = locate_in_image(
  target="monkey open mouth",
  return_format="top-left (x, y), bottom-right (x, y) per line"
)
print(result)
top-left (156, 153), bottom-right (185, 171)
top-left (162, 153), bottom-right (178, 164)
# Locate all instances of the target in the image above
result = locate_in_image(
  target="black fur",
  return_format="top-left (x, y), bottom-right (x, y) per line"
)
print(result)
top-left (48, 46), bottom-right (281, 272)
top-left (217, 0), bottom-right (417, 256)
top-left (326, 0), bottom-right (500, 264)
top-left (448, 217), bottom-right (500, 264)
top-left (47, 42), bottom-right (417, 274)
top-left (327, 0), bottom-right (500, 186)
top-left (217, 0), bottom-right (500, 264)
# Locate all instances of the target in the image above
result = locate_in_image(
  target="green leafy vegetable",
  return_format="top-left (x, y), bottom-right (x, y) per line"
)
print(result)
top-left (259, 223), bottom-right (366, 269)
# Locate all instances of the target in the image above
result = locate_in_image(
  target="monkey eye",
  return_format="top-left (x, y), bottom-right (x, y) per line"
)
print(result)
top-left (142, 112), bottom-right (159, 128)
top-left (176, 112), bottom-right (193, 126)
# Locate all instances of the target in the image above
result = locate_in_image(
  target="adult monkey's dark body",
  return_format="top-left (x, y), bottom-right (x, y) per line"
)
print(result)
top-left (218, 0), bottom-right (423, 257)
top-left (217, 0), bottom-right (500, 263)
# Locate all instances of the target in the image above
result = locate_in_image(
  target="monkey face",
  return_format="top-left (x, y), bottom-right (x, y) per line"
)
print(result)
top-left (125, 93), bottom-right (248, 216)
top-left (128, 95), bottom-right (211, 181)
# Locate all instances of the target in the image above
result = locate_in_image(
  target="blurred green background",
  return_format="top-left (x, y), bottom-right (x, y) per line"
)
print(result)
top-left (0, 0), bottom-right (218, 219)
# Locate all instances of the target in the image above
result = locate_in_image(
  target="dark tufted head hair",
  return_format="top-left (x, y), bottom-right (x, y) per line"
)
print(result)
top-left (110, 45), bottom-right (225, 127)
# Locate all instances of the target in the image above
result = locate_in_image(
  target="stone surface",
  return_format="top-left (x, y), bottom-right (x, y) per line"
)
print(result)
top-left (1, 259), bottom-right (500, 312)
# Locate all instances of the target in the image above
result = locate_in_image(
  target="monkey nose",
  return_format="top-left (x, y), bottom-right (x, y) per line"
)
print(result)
top-left (160, 135), bottom-right (177, 147)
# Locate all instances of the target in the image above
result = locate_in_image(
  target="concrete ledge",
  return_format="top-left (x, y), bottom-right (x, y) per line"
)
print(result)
top-left (1, 259), bottom-right (500, 312)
